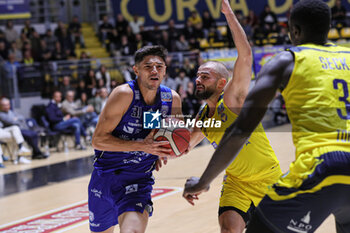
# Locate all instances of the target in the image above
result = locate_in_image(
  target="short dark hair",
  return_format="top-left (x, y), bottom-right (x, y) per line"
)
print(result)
top-left (134, 45), bottom-right (167, 64)
top-left (290, 0), bottom-right (330, 38)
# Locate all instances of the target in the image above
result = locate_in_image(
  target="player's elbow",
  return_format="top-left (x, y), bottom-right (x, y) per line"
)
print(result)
top-left (243, 52), bottom-right (253, 67)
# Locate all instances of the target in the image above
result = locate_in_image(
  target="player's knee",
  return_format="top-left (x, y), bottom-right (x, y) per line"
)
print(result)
top-left (219, 211), bottom-right (246, 233)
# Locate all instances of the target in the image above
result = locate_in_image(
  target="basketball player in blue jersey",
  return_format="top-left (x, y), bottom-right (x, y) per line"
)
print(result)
top-left (88, 45), bottom-right (183, 233)
top-left (184, 0), bottom-right (350, 232)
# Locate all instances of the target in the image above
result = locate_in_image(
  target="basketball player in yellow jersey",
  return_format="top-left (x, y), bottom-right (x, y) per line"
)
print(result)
top-left (184, 0), bottom-right (350, 232)
top-left (182, 1), bottom-right (282, 232)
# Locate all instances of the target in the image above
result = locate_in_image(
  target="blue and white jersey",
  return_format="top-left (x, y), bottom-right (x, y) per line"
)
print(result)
top-left (93, 79), bottom-right (173, 173)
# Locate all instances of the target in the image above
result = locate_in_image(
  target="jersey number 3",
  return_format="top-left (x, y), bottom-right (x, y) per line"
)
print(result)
top-left (333, 79), bottom-right (350, 120)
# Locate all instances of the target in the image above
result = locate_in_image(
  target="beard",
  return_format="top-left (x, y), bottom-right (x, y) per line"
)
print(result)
top-left (195, 88), bottom-right (215, 100)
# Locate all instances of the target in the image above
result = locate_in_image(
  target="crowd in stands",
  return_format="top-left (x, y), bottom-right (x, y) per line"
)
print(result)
top-left (0, 3), bottom-right (349, 65)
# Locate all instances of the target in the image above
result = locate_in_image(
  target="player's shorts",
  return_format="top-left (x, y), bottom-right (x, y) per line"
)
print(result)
top-left (219, 164), bottom-right (281, 223)
top-left (255, 148), bottom-right (350, 233)
top-left (88, 169), bottom-right (155, 232)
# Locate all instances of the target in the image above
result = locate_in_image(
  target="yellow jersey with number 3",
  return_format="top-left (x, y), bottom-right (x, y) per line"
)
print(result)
top-left (283, 43), bottom-right (350, 157)
top-left (198, 94), bottom-right (280, 181)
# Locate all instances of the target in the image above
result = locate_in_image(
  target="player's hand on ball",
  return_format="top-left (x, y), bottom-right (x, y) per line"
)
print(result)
top-left (144, 129), bottom-right (172, 157)
top-left (183, 176), bottom-right (210, 206)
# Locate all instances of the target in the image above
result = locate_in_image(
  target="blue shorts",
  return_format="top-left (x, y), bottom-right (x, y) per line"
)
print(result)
top-left (88, 169), bottom-right (155, 232)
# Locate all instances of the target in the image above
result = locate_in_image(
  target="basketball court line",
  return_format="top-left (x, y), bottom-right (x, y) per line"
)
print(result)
top-left (0, 187), bottom-right (182, 233)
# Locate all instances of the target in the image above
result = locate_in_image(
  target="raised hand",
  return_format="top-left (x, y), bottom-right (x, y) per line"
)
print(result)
top-left (221, 0), bottom-right (233, 15)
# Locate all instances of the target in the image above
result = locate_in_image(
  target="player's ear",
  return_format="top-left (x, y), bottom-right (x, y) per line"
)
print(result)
top-left (133, 65), bottom-right (139, 76)
top-left (218, 78), bottom-right (227, 89)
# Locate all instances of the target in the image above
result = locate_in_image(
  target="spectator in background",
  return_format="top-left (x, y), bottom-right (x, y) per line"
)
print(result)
top-left (58, 26), bottom-right (75, 57)
top-left (150, 25), bottom-right (163, 45)
top-left (4, 20), bottom-right (19, 43)
top-left (54, 21), bottom-right (66, 39)
top-left (165, 56), bottom-right (177, 79)
top-left (43, 29), bottom-right (57, 52)
top-left (186, 81), bottom-right (201, 118)
top-left (0, 41), bottom-right (8, 60)
top-left (83, 69), bottom-right (96, 98)
top-left (175, 34), bottom-right (190, 51)
top-left (259, 5), bottom-right (279, 34)
top-left (99, 15), bottom-right (114, 48)
top-left (16, 32), bottom-right (29, 52)
top-left (175, 69), bottom-right (191, 92)
top-left (129, 15), bottom-right (144, 34)
top-left (246, 10), bottom-right (259, 30)
top-left (182, 57), bottom-right (197, 79)
top-left (69, 15), bottom-right (85, 48)
top-left (22, 50), bottom-right (34, 65)
top-left (242, 17), bottom-right (253, 41)
top-left (76, 79), bottom-right (88, 99)
top-left (52, 41), bottom-right (66, 60)
top-left (21, 20), bottom-right (35, 38)
top-left (0, 30), bottom-right (6, 43)
top-left (88, 87), bottom-right (109, 115)
top-left (0, 121), bottom-right (32, 164)
top-left (167, 20), bottom-right (180, 50)
top-left (116, 35), bottom-right (135, 56)
top-left (161, 73), bottom-right (177, 90)
top-left (193, 22), bottom-right (205, 41)
top-left (139, 25), bottom-right (151, 44)
top-left (276, 27), bottom-right (291, 45)
top-left (61, 90), bottom-right (96, 129)
top-left (0, 98), bottom-right (48, 159)
top-left (30, 31), bottom-right (42, 61)
top-left (40, 39), bottom-right (52, 62)
top-left (115, 13), bottom-right (129, 36)
top-left (75, 92), bottom-right (89, 108)
top-left (183, 21), bottom-right (195, 40)
top-left (9, 42), bottom-right (22, 62)
top-left (160, 30), bottom-right (173, 52)
top-left (332, 0), bottom-right (347, 28)
top-left (95, 65), bottom-right (111, 93)
top-left (78, 51), bottom-right (91, 75)
top-left (59, 75), bottom-right (74, 98)
top-left (177, 85), bottom-right (193, 119)
top-left (3, 54), bottom-right (20, 90)
top-left (134, 33), bottom-right (147, 51)
top-left (202, 10), bottom-right (217, 40)
top-left (188, 10), bottom-right (202, 26)
top-left (46, 90), bottom-right (87, 150)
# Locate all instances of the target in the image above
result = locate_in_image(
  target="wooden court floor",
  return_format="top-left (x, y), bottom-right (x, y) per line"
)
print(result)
top-left (0, 124), bottom-right (335, 233)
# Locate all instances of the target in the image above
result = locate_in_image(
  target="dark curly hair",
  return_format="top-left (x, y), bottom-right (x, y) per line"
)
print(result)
top-left (134, 45), bottom-right (167, 65)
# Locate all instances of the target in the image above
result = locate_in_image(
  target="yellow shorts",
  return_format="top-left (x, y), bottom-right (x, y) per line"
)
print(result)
top-left (219, 165), bottom-right (282, 213)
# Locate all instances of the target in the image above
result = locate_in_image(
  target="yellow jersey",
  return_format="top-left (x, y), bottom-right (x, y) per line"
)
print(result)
top-left (198, 93), bottom-right (280, 181)
top-left (283, 43), bottom-right (350, 157)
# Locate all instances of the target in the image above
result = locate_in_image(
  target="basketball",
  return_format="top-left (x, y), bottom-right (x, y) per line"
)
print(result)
top-left (153, 118), bottom-right (190, 157)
